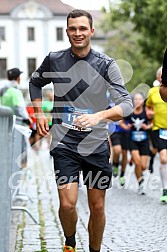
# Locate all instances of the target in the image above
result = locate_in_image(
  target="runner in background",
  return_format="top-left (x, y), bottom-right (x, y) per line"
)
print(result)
top-left (120, 93), bottom-right (153, 195)
top-left (146, 75), bottom-right (167, 202)
top-left (109, 121), bottom-right (130, 187)
top-left (27, 104), bottom-right (41, 152)
top-left (148, 67), bottom-right (162, 173)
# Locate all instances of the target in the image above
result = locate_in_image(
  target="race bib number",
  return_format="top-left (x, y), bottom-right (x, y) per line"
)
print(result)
top-left (62, 105), bottom-right (93, 132)
top-left (131, 131), bottom-right (147, 142)
top-left (159, 129), bottom-right (167, 140)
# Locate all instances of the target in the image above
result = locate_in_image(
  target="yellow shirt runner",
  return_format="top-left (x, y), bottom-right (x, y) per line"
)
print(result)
top-left (146, 86), bottom-right (167, 130)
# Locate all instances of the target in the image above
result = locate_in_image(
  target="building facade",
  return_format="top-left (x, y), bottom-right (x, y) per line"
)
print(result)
top-left (0, 0), bottom-right (105, 86)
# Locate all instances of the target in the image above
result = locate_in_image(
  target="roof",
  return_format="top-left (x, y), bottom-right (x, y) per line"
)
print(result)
top-left (0, 0), bottom-right (73, 15)
top-left (0, 1), bottom-right (105, 38)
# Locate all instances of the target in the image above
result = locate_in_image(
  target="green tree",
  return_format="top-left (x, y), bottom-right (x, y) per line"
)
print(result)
top-left (109, 0), bottom-right (167, 63)
top-left (99, 0), bottom-right (165, 90)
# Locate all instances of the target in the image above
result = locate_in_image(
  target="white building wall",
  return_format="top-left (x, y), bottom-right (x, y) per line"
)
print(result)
top-left (48, 17), bottom-right (70, 52)
top-left (0, 1), bottom-right (104, 88)
top-left (19, 19), bottom-right (45, 78)
top-left (0, 1), bottom-right (70, 85)
top-left (0, 19), bottom-right (16, 68)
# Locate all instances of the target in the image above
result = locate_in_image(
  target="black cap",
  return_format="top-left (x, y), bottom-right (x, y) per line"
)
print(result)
top-left (7, 68), bottom-right (23, 80)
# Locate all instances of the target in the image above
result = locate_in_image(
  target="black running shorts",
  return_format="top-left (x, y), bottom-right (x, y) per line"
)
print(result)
top-left (110, 132), bottom-right (130, 150)
top-left (151, 130), bottom-right (167, 152)
top-left (129, 139), bottom-right (150, 155)
top-left (52, 147), bottom-right (112, 190)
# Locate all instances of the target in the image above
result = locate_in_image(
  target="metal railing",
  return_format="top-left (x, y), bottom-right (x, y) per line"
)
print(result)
top-left (11, 117), bottom-right (38, 224)
top-left (0, 106), bottom-right (38, 252)
top-left (0, 105), bottom-right (13, 252)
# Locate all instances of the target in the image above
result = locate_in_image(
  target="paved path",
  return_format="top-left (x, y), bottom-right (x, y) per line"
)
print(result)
top-left (10, 144), bottom-right (167, 252)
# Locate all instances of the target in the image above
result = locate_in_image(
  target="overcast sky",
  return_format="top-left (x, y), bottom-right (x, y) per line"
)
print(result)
top-left (61, 0), bottom-right (110, 10)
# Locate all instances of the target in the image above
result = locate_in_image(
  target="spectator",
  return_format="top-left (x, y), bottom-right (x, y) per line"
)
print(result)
top-left (0, 68), bottom-right (29, 121)
top-left (0, 67), bottom-right (31, 167)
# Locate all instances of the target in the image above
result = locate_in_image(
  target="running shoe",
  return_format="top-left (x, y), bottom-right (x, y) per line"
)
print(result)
top-left (160, 189), bottom-right (167, 203)
top-left (112, 166), bottom-right (119, 177)
top-left (63, 245), bottom-right (76, 252)
top-left (120, 176), bottom-right (125, 186)
top-left (138, 182), bottom-right (145, 195)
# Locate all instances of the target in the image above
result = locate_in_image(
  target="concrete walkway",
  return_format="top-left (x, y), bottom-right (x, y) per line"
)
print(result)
top-left (10, 143), bottom-right (167, 252)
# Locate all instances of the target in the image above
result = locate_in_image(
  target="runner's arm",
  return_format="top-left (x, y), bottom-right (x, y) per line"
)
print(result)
top-left (160, 48), bottom-right (167, 102)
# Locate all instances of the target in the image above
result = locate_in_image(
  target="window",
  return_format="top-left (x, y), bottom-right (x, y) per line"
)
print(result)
top-left (0, 27), bottom-right (5, 41)
top-left (56, 27), bottom-right (63, 41)
top-left (27, 27), bottom-right (35, 41)
top-left (27, 58), bottom-right (36, 78)
top-left (0, 58), bottom-right (7, 79)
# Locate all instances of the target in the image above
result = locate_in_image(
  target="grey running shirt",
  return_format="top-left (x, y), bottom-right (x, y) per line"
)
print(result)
top-left (29, 48), bottom-right (133, 155)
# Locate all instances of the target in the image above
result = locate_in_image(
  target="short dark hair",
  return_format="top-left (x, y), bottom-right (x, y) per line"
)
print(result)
top-left (67, 9), bottom-right (93, 29)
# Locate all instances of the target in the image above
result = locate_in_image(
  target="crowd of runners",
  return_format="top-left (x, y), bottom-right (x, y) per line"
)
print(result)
top-left (108, 66), bottom-right (167, 202)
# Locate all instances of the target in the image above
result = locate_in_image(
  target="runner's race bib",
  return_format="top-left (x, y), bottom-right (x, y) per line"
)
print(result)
top-left (159, 129), bottom-right (167, 140)
top-left (62, 105), bottom-right (93, 132)
top-left (131, 131), bottom-right (147, 142)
